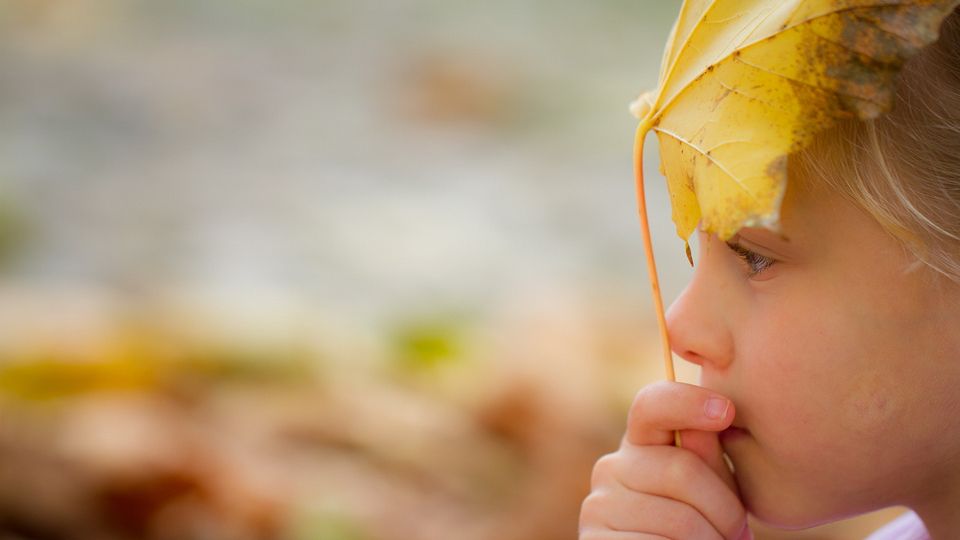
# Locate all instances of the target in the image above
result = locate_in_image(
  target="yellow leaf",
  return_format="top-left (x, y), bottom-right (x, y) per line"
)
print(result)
top-left (629, 1), bottom-right (960, 400)
top-left (635, 0), bottom-right (960, 242)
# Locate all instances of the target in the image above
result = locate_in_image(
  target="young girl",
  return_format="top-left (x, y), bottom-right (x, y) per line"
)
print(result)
top-left (579, 7), bottom-right (960, 540)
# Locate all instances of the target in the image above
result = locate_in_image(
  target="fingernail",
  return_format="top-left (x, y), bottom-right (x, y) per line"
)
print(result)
top-left (704, 397), bottom-right (729, 420)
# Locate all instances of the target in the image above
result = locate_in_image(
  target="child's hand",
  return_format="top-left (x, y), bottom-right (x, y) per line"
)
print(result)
top-left (579, 381), bottom-right (751, 540)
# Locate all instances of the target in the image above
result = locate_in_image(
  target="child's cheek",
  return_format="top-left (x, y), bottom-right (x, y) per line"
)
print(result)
top-left (746, 309), bottom-right (854, 440)
top-left (838, 370), bottom-right (899, 437)
top-left (751, 306), bottom-right (903, 453)
top-left (744, 332), bottom-right (827, 438)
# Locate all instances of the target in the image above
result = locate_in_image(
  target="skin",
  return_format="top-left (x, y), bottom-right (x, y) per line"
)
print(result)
top-left (580, 176), bottom-right (960, 539)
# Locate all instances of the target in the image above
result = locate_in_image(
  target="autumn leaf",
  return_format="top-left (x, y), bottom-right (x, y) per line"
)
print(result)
top-left (629, 1), bottom-right (960, 387)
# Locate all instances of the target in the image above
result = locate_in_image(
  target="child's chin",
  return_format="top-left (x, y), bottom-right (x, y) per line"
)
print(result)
top-left (740, 486), bottom-right (839, 530)
top-left (747, 508), bottom-right (826, 531)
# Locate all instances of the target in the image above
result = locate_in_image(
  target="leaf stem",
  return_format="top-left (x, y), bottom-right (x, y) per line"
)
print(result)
top-left (633, 121), bottom-right (682, 448)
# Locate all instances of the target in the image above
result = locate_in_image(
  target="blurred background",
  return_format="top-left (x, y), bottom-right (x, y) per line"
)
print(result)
top-left (0, 1), bottom-right (905, 539)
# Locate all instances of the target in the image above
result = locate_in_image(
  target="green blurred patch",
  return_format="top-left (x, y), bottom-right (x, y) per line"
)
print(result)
top-left (388, 316), bottom-right (468, 375)
top-left (293, 511), bottom-right (369, 540)
top-left (0, 195), bottom-right (29, 268)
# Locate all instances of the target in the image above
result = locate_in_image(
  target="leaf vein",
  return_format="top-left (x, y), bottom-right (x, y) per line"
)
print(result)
top-left (717, 80), bottom-right (790, 115)
top-left (734, 1), bottom-right (926, 52)
top-left (653, 125), bottom-right (760, 203)
top-left (648, 2), bottom-right (908, 126)
top-left (654, 0), bottom-right (722, 112)
top-left (719, 6), bottom-right (783, 59)
top-left (705, 10), bottom-right (751, 26)
top-left (704, 138), bottom-right (762, 154)
top-left (731, 54), bottom-right (886, 107)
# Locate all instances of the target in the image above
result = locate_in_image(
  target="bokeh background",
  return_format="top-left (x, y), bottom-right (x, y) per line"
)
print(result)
top-left (0, 1), bottom-right (905, 539)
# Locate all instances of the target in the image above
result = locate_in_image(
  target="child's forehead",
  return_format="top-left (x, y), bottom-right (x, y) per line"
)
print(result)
top-left (720, 181), bottom-right (854, 252)
top-left (775, 171), bottom-right (846, 238)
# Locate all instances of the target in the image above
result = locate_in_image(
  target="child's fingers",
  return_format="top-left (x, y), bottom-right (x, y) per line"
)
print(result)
top-left (580, 482), bottom-right (724, 540)
top-left (580, 532), bottom-right (669, 540)
top-left (623, 381), bottom-right (740, 494)
top-left (625, 381), bottom-right (735, 447)
top-left (678, 428), bottom-right (739, 496)
top-left (592, 445), bottom-right (747, 539)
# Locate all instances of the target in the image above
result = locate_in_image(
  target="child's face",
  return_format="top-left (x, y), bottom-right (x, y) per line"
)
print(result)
top-left (667, 178), bottom-right (960, 527)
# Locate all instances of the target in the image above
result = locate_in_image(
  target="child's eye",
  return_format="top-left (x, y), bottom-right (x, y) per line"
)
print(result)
top-left (725, 241), bottom-right (776, 277)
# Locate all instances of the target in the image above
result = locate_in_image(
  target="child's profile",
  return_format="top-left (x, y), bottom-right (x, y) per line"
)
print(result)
top-left (580, 5), bottom-right (960, 540)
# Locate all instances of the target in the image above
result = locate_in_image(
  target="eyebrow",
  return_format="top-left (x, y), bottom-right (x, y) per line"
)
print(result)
top-left (730, 231), bottom-right (794, 261)
top-left (734, 229), bottom-right (791, 250)
top-left (738, 225), bottom-right (789, 239)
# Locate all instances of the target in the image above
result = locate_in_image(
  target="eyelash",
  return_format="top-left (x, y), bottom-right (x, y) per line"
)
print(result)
top-left (726, 242), bottom-right (776, 277)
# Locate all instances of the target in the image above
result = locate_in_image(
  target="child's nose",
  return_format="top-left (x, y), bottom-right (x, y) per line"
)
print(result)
top-left (665, 275), bottom-right (735, 371)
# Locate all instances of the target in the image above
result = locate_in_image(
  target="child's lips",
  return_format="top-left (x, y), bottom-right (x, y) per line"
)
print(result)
top-left (719, 425), bottom-right (750, 444)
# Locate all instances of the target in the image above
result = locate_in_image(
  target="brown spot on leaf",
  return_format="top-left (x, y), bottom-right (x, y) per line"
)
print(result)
top-left (765, 155), bottom-right (787, 179)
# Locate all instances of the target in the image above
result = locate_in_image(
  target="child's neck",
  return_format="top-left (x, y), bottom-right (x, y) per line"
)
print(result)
top-left (913, 469), bottom-right (960, 540)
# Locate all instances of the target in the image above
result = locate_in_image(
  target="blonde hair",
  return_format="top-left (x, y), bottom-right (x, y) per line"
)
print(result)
top-left (793, 7), bottom-right (960, 283)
